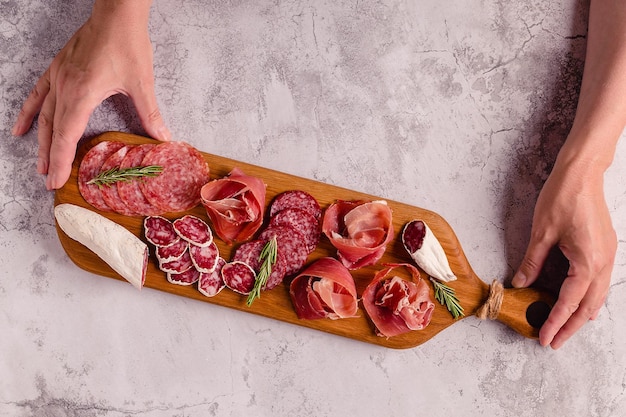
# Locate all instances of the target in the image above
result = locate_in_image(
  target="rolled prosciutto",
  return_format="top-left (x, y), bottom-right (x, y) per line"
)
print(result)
top-left (362, 263), bottom-right (434, 338)
top-left (289, 257), bottom-right (359, 320)
top-left (322, 200), bottom-right (394, 270)
top-left (200, 167), bottom-right (266, 244)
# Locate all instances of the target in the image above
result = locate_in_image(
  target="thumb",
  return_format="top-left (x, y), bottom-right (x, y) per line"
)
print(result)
top-left (130, 83), bottom-right (171, 142)
top-left (512, 236), bottom-right (553, 288)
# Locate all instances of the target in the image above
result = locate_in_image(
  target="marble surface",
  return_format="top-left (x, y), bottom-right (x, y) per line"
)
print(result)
top-left (2, 0), bottom-right (625, 415)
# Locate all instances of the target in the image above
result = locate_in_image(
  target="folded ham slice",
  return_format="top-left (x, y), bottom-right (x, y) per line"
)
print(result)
top-left (289, 257), bottom-right (359, 320)
top-left (200, 168), bottom-right (266, 244)
top-left (362, 263), bottom-right (434, 338)
top-left (322, 200), bottom-right (394, 270)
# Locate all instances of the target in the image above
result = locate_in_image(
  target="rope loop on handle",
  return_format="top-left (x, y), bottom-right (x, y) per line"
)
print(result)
top-left (476, 280), bottom-right (504, 320)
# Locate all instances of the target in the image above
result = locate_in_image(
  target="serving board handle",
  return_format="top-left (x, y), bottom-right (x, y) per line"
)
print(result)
top-left (492, 286), bottom-right (555, 339)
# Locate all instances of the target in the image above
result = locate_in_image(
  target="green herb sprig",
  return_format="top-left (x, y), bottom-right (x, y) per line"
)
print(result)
top-left (430, 278), bottom-right (464, 319)
top-left (246, 236), bottom-right (278, 306)
top-left (87, 165), bottom-right (164, 187)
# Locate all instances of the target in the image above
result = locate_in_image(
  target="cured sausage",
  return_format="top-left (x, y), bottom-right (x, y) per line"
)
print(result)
top-left (362, 263), bottom-right (434, 338)
top-left (139, 142), bottom-right (210, 213)
top-left (167, 267), bottom-right (200, 286)
top-left (173, 215), bottom-right (213, 247)
top-left (232, 239), bottom-right (287, 290)
top-left (221, 261), bottom-right (256, 295)
top-left (117, 143), bottom-right (161, 216)
top-left (159, 249), bottom-right (194, 274)
top-left (269, 190), bottom-right (321, 219)
top-left (258, 225), bottom-right (308, 276)
top-left (200, 167), bottom-right (266, 244)
top-left (144, 216), bottom-right (180, 247)
top-left (100, 145), bottom-right (137, 216)
top-left (189, 242), bottom-right (220, 273)
top-left (401, 220), bottom-right (457, 282)
top-left (269, 207), bottom-right (320, 254)
top-left (289, 257), bottom-right (359, 320)
top-left (156, 239), bottom-right (188, 263)
top-left (78, 140), bottom-right (125, 212)
top-left (198, 257), bottom-right (226, 297)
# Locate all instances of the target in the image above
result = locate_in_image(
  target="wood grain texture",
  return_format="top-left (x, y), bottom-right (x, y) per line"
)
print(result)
top-left (54, 132), bottom-right (554, 349)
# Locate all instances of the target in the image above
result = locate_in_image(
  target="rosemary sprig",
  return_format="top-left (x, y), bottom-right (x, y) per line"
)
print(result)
top-left (87, 165), bottom-right (164, 187)
top-left (246, 236), bottom-right (278, 306)
top-left (430, 278), bottom-right (464, 319)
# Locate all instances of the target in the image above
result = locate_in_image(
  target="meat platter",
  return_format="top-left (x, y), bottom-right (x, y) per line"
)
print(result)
top-left (54, 131), bottom-right (554, 349)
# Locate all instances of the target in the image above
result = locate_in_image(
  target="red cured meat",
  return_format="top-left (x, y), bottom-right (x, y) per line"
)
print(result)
top-left (167, 267), bottom-right (200, 286)
top-left (139, 142), bottom-right (210, 213)
top-left (173, 215), bottom-right (213, 247)
top-left (258, 225), bottom-right (308, 277)
top-left (269, 190), bottom-right (322, 219)
top-left (198, 257), bottom-right (226, 297)
top-left (232, 239), bottom-right (287, 290)
top-left (117, 143), bottom-right (161, 216)
top-left (221, 261), bottom-right (256, 295)
top-left (78, 140), bottom-right (125, 212)
top-left (200, 167), bottom-right (266, 244)
top-left (269, 207), bottom-right (320, 254)
top-left (144, 216), bottom-right (180, 247)
top-left (159, 249), bottom-right (194, 274)
top-left (362, 263), bottom-right (435, 338)
top-left (189, 242), bottom-right (220, 273)
top-left (322, 200), bottom-right (394, 270)
top-left (100, 145), bottom-right (137, 216)
top-left (156, 239), bottom-right (188, 263)
top-left (289, 257), bottom-right (359, 320)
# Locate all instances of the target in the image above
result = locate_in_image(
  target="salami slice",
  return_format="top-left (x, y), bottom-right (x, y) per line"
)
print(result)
top-left (222, 261), bottom-right (256, 295)
top-left (144, 216), bottom-right (180, 247)
top-left (139, 142), bottom-right (210, 213)
top-left (78, 140), bottom-right (125, 212)
top-left (156, 239), bottom-right (188, 263)
top-left (198, 257), bottom-right (226, 297)
top-left (159, 249), bottom-right (194, 274)
top-left (232, 239), bottom-right (287, 290)
top-left (189, 242), bottom-right (220, 273)
top-left (117, 143), bottom-right (161, 216)
top-left (100, 145), bottom-right (137, 216)
top-left (269, 190), bottom-right (321, 219)
top-left (173, 215), bottom-right (213, 247)
top-left (269, 207), bottom-right (320, 254)
top-left (167, 267), bottom-right (200, 286)
top-left (258, 225), bottom-right (308, 277)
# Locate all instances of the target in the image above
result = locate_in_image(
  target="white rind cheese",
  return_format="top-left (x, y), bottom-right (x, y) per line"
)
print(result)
top-left (54, 203), bottom-right (147, 290)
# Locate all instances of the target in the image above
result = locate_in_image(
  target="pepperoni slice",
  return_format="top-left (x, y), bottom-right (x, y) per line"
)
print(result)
top-left (269, 207), bottom-right (320, 254)
top-left (269, 190), bottom-right (321, 219)
top-left (78, 141), bottom-right (125, 211)
top-left (117, 143), bottom-right (161, 216)
top-left (198, 258), bottom-right (226, 297)
top-left (100, 145), bottom-right (137, 216)
top-left (144, 216), bottom-right (180, 247)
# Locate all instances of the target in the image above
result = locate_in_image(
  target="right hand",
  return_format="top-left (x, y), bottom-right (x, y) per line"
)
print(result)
top-left (12, 7), bottom-right (170, 190)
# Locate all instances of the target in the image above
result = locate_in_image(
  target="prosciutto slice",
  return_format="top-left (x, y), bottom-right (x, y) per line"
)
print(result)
top-left (289, 257), bottom-right (359, 320)
top-left (322, 200), bottom-right (394, 270)
top-left (362, 263), bottom-right (434, 338)
top-left (200, 167), bottom-right (266, 244)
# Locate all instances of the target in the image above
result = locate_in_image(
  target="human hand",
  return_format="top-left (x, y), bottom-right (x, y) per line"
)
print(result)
top-left (512, 151), bottom-right (617, 349)
top-left (12, 2), bottom-right (170, 190)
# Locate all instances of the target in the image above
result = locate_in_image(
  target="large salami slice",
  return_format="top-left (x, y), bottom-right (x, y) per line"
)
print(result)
top-left (139, 142), bottom-right (210, 213)
top-left (258, 225), bottom-right (308, 277)
top-left (117, 143), bottom-right (161, 216)
top-left (269, 190), bottom-right (322, 219)
top-left (232, 239), bottom-right (287, 290)
top-left (100, 145), bottom-right (137, 216)
top-left (78, 140), bottom-right (125, 212)
top-left (269, 207), bottom-right (320, 254)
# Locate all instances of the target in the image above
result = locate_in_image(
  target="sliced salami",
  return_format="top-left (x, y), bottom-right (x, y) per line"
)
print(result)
top-left (269, 190), bottom-right (321, 219)
top-left (167, 267), bottom-right (200, 286)
top-left (78, 140), bottom-right (125, 212)
top-left (189, 242), bottom-right (220, 273)
top-left (173, 215), bottom-right (213, 247)
top-left (139, 142), bottom-right (210, 213)
top-left (198, 257), bottom-right (226, 297)
top-left (159, 249), bottom-right (194, 274)
top-left (144, 216), bottom-right (180, 247)
top-left (269, 207), bottom-right (320, 254)
top-left (259, 225), bottom-right (308, 277)
top-left (100, 145), bottom-right (137, 216)
top-left (232, 239), bottom-right (287, 290)
top-left (156, 239), bottom-right (188, 263)
top-left (117, 143), bottom-right (161, 216)
top-left (222, 261), bottom-right (256, 295)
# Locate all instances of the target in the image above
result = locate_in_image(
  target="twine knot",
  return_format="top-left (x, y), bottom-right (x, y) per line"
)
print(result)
top-left (476, 280), bottom-right (504, 320)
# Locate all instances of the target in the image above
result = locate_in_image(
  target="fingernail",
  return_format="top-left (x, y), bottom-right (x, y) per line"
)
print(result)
top-left (36, 157), bottom-right (48, 174)
top-left (157, 126), bottom-right (171, 141)
top-left (46, 173), bottom-right (57, 191)
top-left (512, 273), bottom-right (527, 288)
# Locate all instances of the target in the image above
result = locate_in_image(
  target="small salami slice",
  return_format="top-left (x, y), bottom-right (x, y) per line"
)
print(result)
top-left (144, 216), bottom-right (180, 247)
top-left (173, 215), bottom-right (213, 247)
top-left (269, 207), bottom-right (320, 254)
top-left (167, 267), bottom-right (200, 286)
top-left (100, 145), bottom-right (137, 216)
top-left (159, 249), bottom-right (194, 274)
top-left (269, 190), bottom-right (321, 219)
top-left (117, 143), bottom-right (161, 216)
top-left (198, 257), bottom-right (226, 297)
top-left (78, 140), bottom-right (125, 212)
top-left (156, 239), bottom-right (188, 263)
top-left (222, 261), bottom-right (256, 295)
top-left (139, 142), bottom-right (210, 213)
top-left (232, 239), bottom-right (287, 290)
top-left (189, 242), bottom-right (220, 273)
top-left (259, 225), bottom-right (308, 277)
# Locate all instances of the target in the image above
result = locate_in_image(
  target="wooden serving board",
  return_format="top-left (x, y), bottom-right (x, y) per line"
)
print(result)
top-left (54, 132), bottom-right (555, 349)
